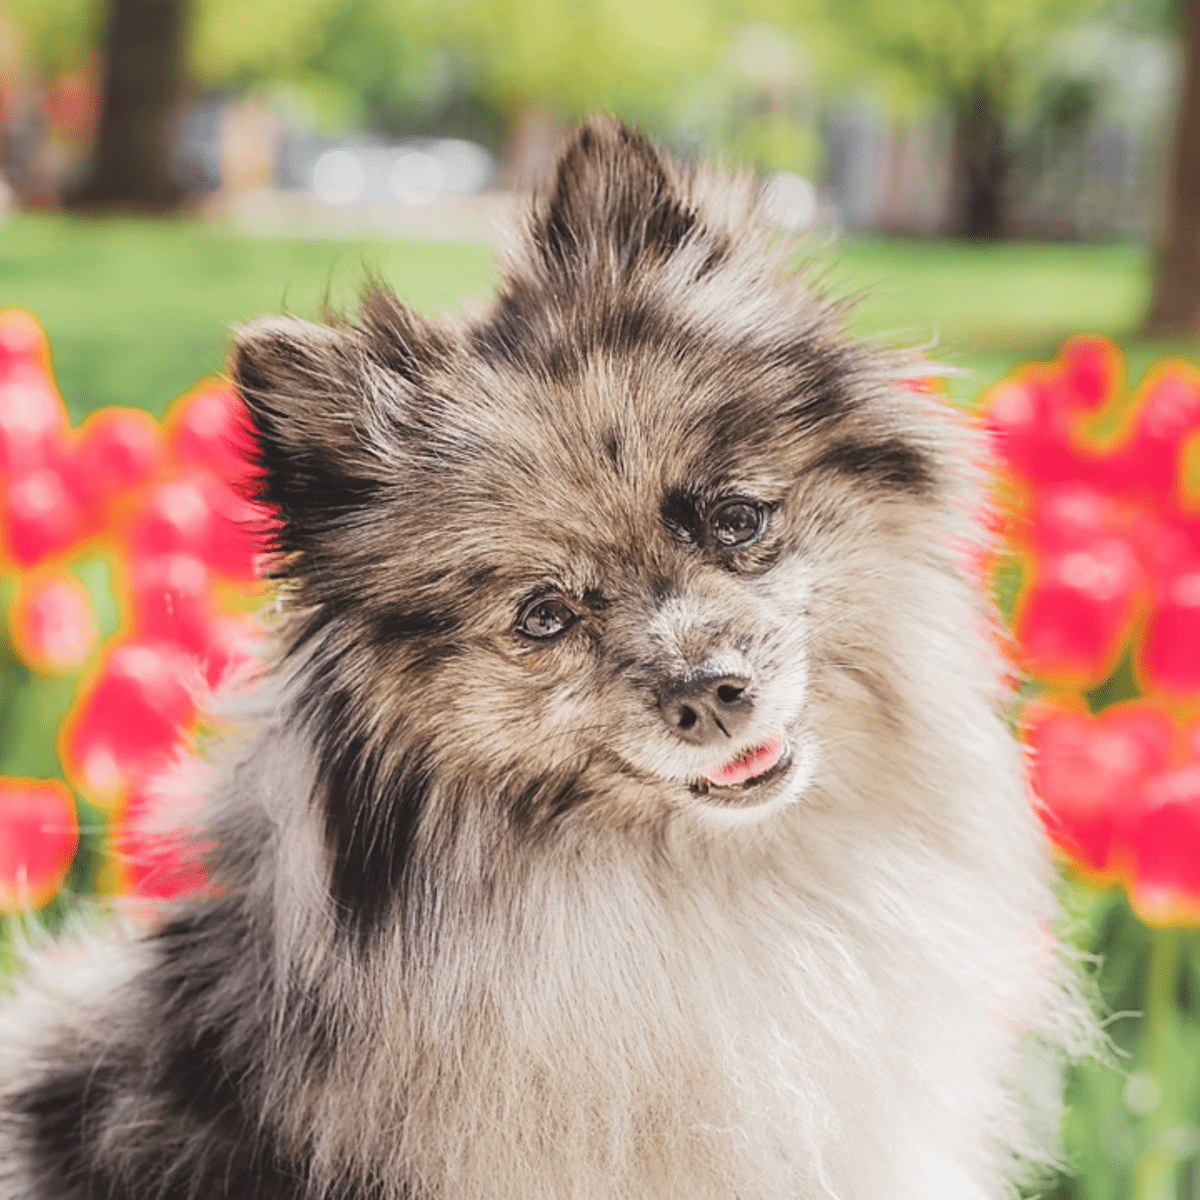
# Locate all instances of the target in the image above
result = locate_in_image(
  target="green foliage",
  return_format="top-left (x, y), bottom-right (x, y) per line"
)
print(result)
top-left (728, 111), bottom-right (824, 176)
top-left (828, 0), bottom-right (1105, 114)
top-left (190, 0), bottom-right (454, 129)
top-left (0, 0), bottom-right (102, 74)
top-left (189, 0), bottom-right (343, 85)
top-left (1053, 886), bottom-right (1200, 1200)
top-left (447, 0), bottom-right (732, 123)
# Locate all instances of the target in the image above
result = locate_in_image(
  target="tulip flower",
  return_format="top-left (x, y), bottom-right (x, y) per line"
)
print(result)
top-left (70, 407), bottom-right (166, 514)
top-left (0, 777), bottom-right (78, 912)
top-left (0, 370), bottom-right (71, 476)
top-left (9, 571), bottom-right (99, 674)
top-left (1100, 364), bottom-right (1200, 501)
top-left (0, 308), bottom-right (51, 372)
top-left (1014, 536), bottom-right (1143, 686)
top-left (1119, 764), bottom-right (1200, 926)
top-left (1060, 334), bottom-right (1121, 414)
top-left (2, 464), bottom-right (87, 566)
top-left (166, 382), bottom-right (259, 492)
top-left (0, 312), bottom-right (276, 917)
top-left (1026, 700), bottom-right (1175, 876)
top-left (60, 640), bottom-right (197, 809)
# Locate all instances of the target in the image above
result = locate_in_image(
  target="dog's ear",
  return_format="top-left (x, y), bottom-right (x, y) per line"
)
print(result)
top-left (232, 315), bottom-right (386, 556)
top-left (528, 117), bottom-right (699, 277)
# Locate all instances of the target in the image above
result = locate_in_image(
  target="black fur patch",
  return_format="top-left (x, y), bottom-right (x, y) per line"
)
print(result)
top-left (812, 437), bottom-right (937, 494)
top-left (594, 300), bottom-right (677, 362)
top-left (314, 695), bottom-right (432, 947)
top-left (18, 1058), bottom-right (124, 1198)
top-left (508, 766), bottom-right (591, 831)
top-left (473, 289), bottom-right (680, 383)
top-left (471, 284), bottom-right (540, 373)
top-left (659, 486), bottom-right (704, 543)
top-left (693, 394), bottom-right (778, 471)
top-left (231, 334), bottom-right (385, 568)
top-left (15, 906), bottom-right (325, 1200)
top-left (777, 340), bottom-right (858, 432)
top-left (369, 607), bottom-right (459, 646)
top-left (695, 237), bottom-right (730, 281)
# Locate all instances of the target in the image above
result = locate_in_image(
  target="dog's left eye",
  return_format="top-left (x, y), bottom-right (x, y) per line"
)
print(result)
top-left (710, 500), bottom-right (765, 548)
top-left (517, 597), bottom-right (577, 640)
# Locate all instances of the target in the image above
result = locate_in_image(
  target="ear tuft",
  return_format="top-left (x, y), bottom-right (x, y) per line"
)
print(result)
top-left (231, 316), bottom-right (382, 559)
top-left (357, 285), bottom-right (445, 382)
top-left (530, 117), bottom-right (698, 277)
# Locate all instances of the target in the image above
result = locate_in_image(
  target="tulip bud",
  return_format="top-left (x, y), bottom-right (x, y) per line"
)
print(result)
top-left (9, 571), bottom-right (99, 674)
top-left (0, 777), bottom-right (78, 912)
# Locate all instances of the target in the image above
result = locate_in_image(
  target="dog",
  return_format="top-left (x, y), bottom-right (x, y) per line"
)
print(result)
top-left (0, 118), bottom-right (1091, 1199)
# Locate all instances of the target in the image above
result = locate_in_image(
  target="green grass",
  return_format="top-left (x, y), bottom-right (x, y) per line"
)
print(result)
top-left (827, 236), bottom-right (1198, 395)
top-left (0, 213), bottom-right (498, 421)
top-left (1, 212), bottom-right (1197, 418)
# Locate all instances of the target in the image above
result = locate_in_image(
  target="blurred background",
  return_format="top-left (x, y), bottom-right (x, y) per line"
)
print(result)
top-left (0, 0), bottom-right (1198, 410)
top-left (2, 2), bottom-right (1200, 1199)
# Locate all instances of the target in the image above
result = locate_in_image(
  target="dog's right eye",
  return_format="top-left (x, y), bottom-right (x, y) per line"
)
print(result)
top-left (710, 499), bottom-right (765, 548)
top-left (517, 597), bottom-right (577, 640)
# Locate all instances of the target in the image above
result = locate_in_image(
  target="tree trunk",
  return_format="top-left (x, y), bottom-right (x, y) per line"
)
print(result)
top-left (67, 0), bottom-right (187, 211)
top-left (1146, 0), bottom-right (1200, 334)
top-left (949, 81), bottom-right (1008, 239)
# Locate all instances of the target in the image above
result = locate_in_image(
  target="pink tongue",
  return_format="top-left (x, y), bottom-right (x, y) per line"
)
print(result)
top-left (702, 735), bottom-right (785, 787)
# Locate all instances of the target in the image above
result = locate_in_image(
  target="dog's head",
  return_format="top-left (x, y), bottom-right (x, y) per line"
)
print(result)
top-left (233, 119), bottom-right (964, 940)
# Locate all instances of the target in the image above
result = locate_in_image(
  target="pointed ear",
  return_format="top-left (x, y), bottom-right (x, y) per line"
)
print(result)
top-left (528, 117), bottom-right (699, 276)
top-left (232, 315), bottom-right (385, 554)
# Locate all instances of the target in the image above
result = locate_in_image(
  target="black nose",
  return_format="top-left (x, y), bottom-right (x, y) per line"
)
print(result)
top-left (659, 670), bottom-right (754, 745)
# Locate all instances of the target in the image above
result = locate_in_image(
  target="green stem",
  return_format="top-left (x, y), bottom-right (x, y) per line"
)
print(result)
top-left (1133, 926), bottom-right (1182, 1200)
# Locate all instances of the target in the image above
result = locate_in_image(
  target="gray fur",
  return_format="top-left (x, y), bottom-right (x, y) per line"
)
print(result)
top-left (0, 118), bottom-right (1095, 1200)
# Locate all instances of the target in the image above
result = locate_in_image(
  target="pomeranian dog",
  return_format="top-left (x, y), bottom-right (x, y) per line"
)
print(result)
top-left (1, 118), bottom-right (1090, 1200)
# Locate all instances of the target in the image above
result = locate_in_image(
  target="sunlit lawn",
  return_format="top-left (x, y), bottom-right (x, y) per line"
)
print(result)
top-left (2, 211), bottom-right (1197, 417)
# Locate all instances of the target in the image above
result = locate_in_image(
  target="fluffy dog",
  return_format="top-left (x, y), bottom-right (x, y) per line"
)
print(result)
top-left (0, 118), bottom-right (1089, 1199)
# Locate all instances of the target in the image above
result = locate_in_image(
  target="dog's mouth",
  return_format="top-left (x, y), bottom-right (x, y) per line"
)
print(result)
top-left (689, 734), bottom-right (794, 806)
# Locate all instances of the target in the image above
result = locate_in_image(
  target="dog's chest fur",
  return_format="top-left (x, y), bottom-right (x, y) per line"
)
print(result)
top-left (0, 119), bottom-right (1088, 1200)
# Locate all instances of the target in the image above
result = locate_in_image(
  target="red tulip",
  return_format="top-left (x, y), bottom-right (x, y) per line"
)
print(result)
top-left (984, 369), bottom-right (1093, 487)
top-left (203, 474), bottom-right (271, 580)
top-left (60, 639), bottom-right (196, 808)
top-left (1061, 335), bottom-right (1121, 414)
top-left (124, 472), bottom-right (216, 561)
top-left (124, 467), bottom-right (271, 582)
top-left (1029, 483), bottom-right (1127, 549)
top-left (2, 464), bottom-right (88, 566)
top-left (1119, 765), bottom-right (1200, 926)
top-left (1139, 562), bottom-right (1200, 697)
top-left (166, 382), bottom-right (259, 492)
top-left (70, 407), bottom-right (166, 513)
top-left (1026, 700), bottom-right (1174, 875)
top-left (1014, 536), bottom-right (1143, 685)
top-left (0, 309), bottom-right (50, 376)
top-left (0, 777), bottom-right (79, 912)
top-left (126, 553), bottom-right (217, 657)
top-left (9, 571), bottom-right (99, 674)
top-left (0, 366), bottom-right (70, 474)
top-left (1102, 366), bottom-right (1200, 500)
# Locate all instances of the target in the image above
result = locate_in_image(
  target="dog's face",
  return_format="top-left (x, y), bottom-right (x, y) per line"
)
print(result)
top-left (234, 120), bottom-right (952, 937)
